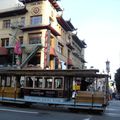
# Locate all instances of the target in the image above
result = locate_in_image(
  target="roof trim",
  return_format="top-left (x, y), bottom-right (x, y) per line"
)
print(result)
top-left (49, 0), bottom-right (62, 11)
top-left (66, 20), bottom-right (76, 31)
top-left (0, 69), bottom-right (106, 78)
top-left (0, 7), bottom-right (27, 18)
top-left (19, 0), bottom-right (44, 4)
top-left (57, 16), bottom-right (76, 31)
top-left (72, 34), bottom-right (87, 48)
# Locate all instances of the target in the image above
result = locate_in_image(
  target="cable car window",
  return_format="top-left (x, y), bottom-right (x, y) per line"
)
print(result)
top-left (11, 76), bottom-right (16, 88)
top-left (6, 76), bottom-right (11, 87)
top-left (2, 79), bottom-right (5, 87)
top-left (0, 76), bottom-right (2, 87)
top-left (35, 77), bottom-right (43, 88)
top-left (54, 78), bottom-right (63, 89)
top-left (38, 78), bottom-right (43, 88)
top-left (45, 78), bottom-right (53, 88)
top-left (26, 77), bottom-right (33, 87)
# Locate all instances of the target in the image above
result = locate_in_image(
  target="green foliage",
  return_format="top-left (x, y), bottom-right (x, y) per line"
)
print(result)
top-left (115, 68), bottom-right (120, 93)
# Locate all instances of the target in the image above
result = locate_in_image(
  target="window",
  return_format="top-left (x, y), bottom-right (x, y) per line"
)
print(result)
top-left (21, 17), bottom-right (25, 27)
top-left (6, 76), bottom-right (11, 87)
top-left (29, 33), bottom-right (41, 44)
top-left (11, 76), bottom-right (16, 88)
top-left (54, 78), bottom-right (63, 89)
top-left (3, 20), bottom-right (11, 28)
top-left (31, 16), bottom-right (42, 25)
top-left (38, 78), bottom-right (43, 88)
top-left (35, 77), bottom-right (43, 88)
top-left (68, 49), bottom-right (70, 58)
top-left (1, 38), bottom-right (9, 46)
top-left (2, 79), bottom-right (5, 87)
top-left (57, 42), bottom-right (63, 54)
top-left (19, 36), bottom-right (23, 45)
top-left (45, 78), bottom-right (53, 88)
top-left (26, 77), bottom-right (33, 87)
top-left (28, 53), bottom-right (41, 65)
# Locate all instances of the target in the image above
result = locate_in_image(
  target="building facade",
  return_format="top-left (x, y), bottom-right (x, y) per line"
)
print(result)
top-left (0, 0), bottom-right (86, 70)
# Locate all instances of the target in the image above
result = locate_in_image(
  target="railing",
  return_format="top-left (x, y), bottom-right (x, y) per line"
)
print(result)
top-left (20, 44), bottom-right (42, 68)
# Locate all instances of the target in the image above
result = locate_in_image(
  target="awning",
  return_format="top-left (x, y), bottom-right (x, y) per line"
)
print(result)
top-left (50, 47), bottom-right (56, 56)
top-left (0, 47), bottom-right (8, 55)
top-left (49, 0), bottom-right (62, 11)
top-left (57, 16), bottom-right (76, 32)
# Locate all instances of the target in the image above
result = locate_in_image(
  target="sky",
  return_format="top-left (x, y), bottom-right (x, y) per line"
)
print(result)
top-left (0, 0), bottom-right (120, 78)
top-left (59, 0), bottom-right (120, 78)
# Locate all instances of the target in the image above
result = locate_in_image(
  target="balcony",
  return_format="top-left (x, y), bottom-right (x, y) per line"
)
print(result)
top-left (21, 24), bottom-right (60, 36)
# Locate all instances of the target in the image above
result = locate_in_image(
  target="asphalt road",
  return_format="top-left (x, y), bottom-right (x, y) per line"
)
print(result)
top-left (0, 100), bottom-right (120, 120)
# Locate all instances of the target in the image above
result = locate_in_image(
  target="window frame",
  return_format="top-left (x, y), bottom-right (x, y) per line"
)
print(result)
top-left (57, 42), bottom-right (63, 54)
top-left (1, 38), bottom-right (9, 47)
top-left (3, 19), bottom-right (11, 28)
top-left (29, 32), bottom-right (42, 44)
top-left (45, 77), bottom-right (53, 89)
top-left (54, 77), bottom-right (63, 89)
top-left (21, 17), bottom-right (25, 27)
top-left (31, 15), bottom-right (42, 25)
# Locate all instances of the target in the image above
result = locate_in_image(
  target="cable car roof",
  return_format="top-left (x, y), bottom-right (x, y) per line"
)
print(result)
top-left (0, 69), bottom-right (108, 78)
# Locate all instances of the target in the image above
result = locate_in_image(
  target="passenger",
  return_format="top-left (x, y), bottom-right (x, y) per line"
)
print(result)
top-left (45, 66), bottom-right (50, 70)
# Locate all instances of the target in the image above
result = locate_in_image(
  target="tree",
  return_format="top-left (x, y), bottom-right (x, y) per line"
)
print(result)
top-left (115, 68), bottom-right (120, 93)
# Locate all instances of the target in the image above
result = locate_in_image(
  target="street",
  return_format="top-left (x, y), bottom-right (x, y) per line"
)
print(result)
top-left (0, 100), bottom-right (120, 120)
top-left (104, 100), bottom-right (120, 118)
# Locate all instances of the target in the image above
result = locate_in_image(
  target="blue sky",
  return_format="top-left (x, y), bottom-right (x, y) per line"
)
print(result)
top-left (0, 0), bottom-right (120, 77)
top-left (60, 0), bottom-right (120, 77)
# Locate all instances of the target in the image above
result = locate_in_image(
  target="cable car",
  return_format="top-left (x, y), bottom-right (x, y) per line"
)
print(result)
top-left (0, 69), bottom-right (109, 112)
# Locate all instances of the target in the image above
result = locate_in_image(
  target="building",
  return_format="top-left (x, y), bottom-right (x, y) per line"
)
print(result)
top-left (0, 0), bottom-right (86, 70)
